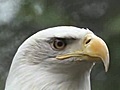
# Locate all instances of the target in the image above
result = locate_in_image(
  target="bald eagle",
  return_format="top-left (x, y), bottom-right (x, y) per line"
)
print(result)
top-left (5, 26), bottom-right (109, 90)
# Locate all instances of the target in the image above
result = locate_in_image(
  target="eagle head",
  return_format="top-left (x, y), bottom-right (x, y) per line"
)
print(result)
top-left (5, 26), bottom-right (109, 90)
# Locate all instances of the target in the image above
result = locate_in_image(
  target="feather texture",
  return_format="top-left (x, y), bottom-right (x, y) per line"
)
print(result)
top-left (5, 26), bottom-right (97, 90)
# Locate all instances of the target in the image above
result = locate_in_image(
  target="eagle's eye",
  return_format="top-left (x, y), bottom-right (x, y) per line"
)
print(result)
top-left (51, 38), bottom-right (66, 50)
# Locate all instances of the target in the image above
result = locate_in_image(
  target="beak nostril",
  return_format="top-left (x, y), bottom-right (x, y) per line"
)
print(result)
top-left (85, 39), bottom-right (91, 44)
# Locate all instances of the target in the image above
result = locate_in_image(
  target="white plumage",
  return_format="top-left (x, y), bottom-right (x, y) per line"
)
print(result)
top-left (5, 26), bottom-right (109, 90)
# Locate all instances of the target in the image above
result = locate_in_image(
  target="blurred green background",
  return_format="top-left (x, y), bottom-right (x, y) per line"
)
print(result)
top-left (0, 0), bottom-right (120, 90)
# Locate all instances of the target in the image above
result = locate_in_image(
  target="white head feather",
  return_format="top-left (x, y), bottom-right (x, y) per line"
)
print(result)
top-left (5, 26), bottom-right (96, 90)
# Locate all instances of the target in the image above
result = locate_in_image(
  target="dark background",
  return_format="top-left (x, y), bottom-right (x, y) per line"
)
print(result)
top-left (0, 0), bottom-right (120, 90)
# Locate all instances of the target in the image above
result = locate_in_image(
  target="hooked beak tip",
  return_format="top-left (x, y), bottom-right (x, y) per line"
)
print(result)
top-left (83, 34), bottom-right (110, 72)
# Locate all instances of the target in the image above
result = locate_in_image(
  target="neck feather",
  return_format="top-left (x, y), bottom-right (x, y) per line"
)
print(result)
top-left (5, 61), bottom-right (94, 90)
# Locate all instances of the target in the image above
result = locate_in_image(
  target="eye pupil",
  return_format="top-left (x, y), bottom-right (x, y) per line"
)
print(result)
top-left (52, 39), bottom-right (66, 50)
top-left (57, 41), bottom-right (64, 47)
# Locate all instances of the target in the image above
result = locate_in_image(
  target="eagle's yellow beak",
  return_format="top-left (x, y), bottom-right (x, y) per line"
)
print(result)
top-left (56, 34), bottom-right (109, 72)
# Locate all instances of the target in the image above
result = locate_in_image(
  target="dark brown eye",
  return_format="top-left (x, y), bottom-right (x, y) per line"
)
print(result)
top-left (52, 39), bottom-right (66, 50)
